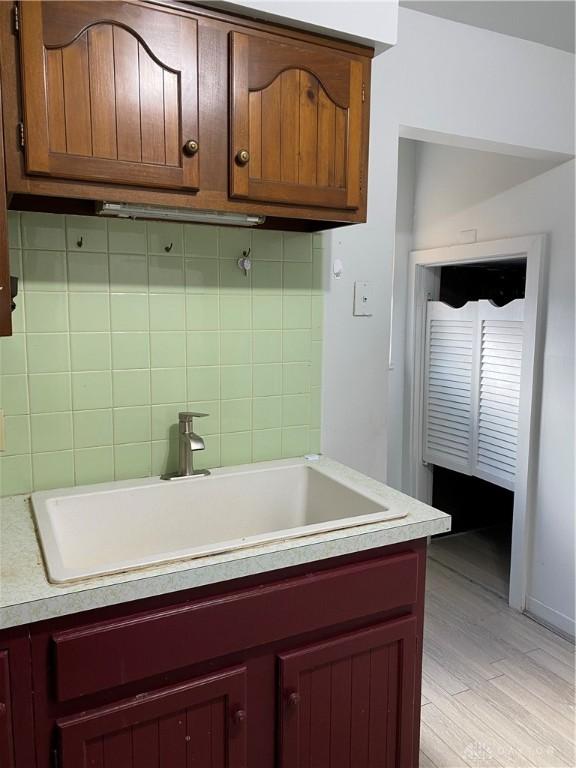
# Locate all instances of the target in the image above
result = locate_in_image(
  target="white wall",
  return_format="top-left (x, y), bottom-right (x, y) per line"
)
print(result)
top-left (406, 142), bottom-right (575, 635)
top-left (321, 7), bottom-right (574, 633)
top-left (387, 139), bottom-right (417, 491)
top-left (206, 1), bottom-right (398, 52)
top-left (323, 7), bottom-right (574, 477)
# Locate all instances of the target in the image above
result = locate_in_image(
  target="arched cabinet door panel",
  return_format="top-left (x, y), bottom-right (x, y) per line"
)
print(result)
top-left (230, 31), bottom-right (365, 210)
top-left (18, 1), bottom-right (199, 190)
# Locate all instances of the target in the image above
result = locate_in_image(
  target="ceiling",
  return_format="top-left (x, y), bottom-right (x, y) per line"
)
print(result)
top-left (400, 1), bottom-right (575, 52)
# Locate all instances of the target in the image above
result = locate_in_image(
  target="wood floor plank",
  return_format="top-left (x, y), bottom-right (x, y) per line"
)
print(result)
top-left (452, 687), bottom-right (540, 768)
top-left (420, 750), bottom-right (438, 768)
top-left (425, 592), bottom-right (518, 662)
top-left (422, 676), bottom-right (533, 768)
top-left (426, 561), bottom-right (505, 618)
top-left (429, 532), bottom-right (509, 598)
top-left (422, 656), bottom-right (469, 697)
top-left (420, 718), bottom-right (473, 768)
top-left (479, 609), bottom-right (574, 661)
top-left (421, 702), bottom-right (502, 767)
top-left (526, 648), bottom-right (575, 684)
top-left (489, 674), bottom-right (574, 743)
top-left (424, 634), bottom-right (498, 689)
top-left (479, 678), bottom-right (575, 764)
top-left (425, 609), bottom-right (506, 670)
top-left (456, 684), bottom-right (572, 767)
top-left (491, 654), bottom-right (575, 708)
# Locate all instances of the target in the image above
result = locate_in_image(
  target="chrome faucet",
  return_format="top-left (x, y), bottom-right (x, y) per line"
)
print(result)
top-left (161, 412), bottom-right (210, 480)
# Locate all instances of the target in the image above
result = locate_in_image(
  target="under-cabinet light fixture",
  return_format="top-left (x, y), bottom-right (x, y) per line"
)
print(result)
top-left (97, 202), bottom-right (265, 227)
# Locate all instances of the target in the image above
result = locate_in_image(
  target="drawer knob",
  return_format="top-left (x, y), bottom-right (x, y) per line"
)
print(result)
top-left (236, 148), bottom-right (250, 166)
top-left (183, 139), bottom-right (199, 156)
top-left (287, 691), bottom-right (300, 706)
top-left (232, 708), bottom-right (246, 725)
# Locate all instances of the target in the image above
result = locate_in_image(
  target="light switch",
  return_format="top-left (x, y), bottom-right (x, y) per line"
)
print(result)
top-left (353, 281), bottom-right (373, 316)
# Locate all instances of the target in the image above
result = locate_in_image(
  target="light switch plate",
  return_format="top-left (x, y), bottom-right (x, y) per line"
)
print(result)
top-left (353, 281), bottom-right (373, 316)
top-left (0, 409), bottom-right (4, 452)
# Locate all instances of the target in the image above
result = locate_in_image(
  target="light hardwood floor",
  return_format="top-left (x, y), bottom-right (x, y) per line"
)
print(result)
top-left (421, 559), bottom-right (575, 768)
top-left (429, 528), bottom-right (511, 599)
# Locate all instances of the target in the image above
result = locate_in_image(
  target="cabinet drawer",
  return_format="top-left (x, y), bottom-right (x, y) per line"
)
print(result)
top-left (53, 551), bottom-right (419, 701)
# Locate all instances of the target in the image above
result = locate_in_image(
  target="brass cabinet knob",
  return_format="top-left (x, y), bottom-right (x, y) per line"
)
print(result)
top-left (236, 148), bottom-right (250, 166)
top-left (183, 139), bottom-right (199, 156)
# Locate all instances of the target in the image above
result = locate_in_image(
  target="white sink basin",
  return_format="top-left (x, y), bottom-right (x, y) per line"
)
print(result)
top-left (32, 458), bottom-right (406, 584)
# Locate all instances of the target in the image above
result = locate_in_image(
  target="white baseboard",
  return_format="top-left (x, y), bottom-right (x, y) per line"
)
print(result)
top-left (525, 596), bottom-right (575, 641)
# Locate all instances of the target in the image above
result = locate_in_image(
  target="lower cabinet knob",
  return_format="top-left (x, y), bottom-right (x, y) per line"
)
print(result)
top-left (232, 708), bottom-right (246, 724)
top-left (288, 691), bottom-right (300, 706)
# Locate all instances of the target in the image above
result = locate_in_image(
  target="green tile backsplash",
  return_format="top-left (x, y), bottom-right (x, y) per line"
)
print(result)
top-left (0, 212), bottom-right (324, 495)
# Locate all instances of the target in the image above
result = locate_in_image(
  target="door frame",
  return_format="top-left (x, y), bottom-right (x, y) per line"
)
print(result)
top-left (405, 235), bottom-right (547, 611)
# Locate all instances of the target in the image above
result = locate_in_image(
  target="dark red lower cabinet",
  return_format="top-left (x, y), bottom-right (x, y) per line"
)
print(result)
top-left (0, 541), bottom-right (426, 768)
top-left (279, 616), bottom-right (418, 768)
top-left (0, 630), bottom-right (36, 768)
top-left (0, 650), bottom-right (15, 767)
top-left (57, 666), bottom-right (248, 768)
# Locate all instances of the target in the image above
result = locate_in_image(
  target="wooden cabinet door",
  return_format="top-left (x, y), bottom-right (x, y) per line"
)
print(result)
top-left (57, 666), bottom-right (247, 768)
top-left (230, 32), bottom-right (365, 210)
top-left (0, 651), bottom-right (15, 768)
top-left (18, 1), bottom-right (199, 190)
top-left (279, 616), bottom-right (418, 768)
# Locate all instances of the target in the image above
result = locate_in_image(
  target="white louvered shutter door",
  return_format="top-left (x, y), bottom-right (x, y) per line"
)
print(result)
top-left (422, 302), bottom-right (477, 475)
top-left (422, 299), bottom-right (524, 491)
top-left (474, 299), bottom-right (524, 491)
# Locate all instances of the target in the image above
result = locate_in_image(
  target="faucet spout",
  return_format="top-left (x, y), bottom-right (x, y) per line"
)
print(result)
top-left (187, 432), bottom-right (205, 452)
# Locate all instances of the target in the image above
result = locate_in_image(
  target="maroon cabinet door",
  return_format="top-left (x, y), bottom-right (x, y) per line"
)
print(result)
top-left (278, 616), bottom-right (418, 768)
top-left (0, 651), bottom-right (15, 768)
top-left (57, 665), bottom-right (247, 768)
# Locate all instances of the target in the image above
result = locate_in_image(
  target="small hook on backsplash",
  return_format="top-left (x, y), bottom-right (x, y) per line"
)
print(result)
top-left (76, 236), bottom-right (83, 248)
top-left (237, 248), bottom-right (252, 276)
top-left (165, 242), bottom-right (174, 253)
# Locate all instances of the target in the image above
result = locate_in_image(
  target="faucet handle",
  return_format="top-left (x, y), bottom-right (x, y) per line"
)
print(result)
top-left (179, 411), bottom-right (208, 422)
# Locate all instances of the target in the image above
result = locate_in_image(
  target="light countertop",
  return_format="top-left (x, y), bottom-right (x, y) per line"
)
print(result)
top-left (0, 457), bottom-right (450, 629)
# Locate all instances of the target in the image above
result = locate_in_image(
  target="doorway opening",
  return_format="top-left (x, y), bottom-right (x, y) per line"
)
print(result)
top-left (403, 233), bottom-right (544, 612)
top-left (428, 258), bottom-right (526, 598)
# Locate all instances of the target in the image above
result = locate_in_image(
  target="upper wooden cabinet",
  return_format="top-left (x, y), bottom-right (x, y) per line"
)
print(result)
top-left (0, 1), bottom-right (373, 229)
top-left (230, 31), bottom-right (364, 210)
top-left (18, 1), bottom-right (200, 190)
